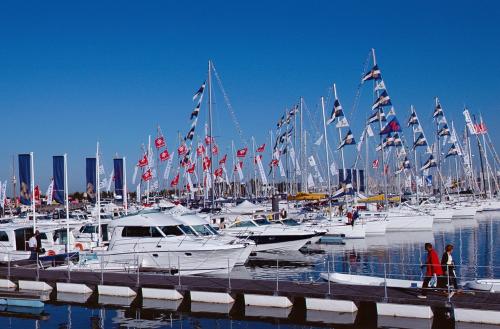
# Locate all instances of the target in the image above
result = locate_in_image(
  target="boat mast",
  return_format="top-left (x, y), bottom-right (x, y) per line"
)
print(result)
top-left (334, 84), bottom-right (346, 180)
top-left (123, 156), bottom-right (128, 215)
top-left (63, 153), bottom-right (70, 256)
top-left (146, 135), bottom-right (151, 204)
top-left (96, 142), bottom-right (101, 246)
top-left (411, 106), bottom-right (420, 204)
top-left (30, 152), bottom-right (36, 231)
top-left (321, 96), bottom-right (333, 220)
top-left (207, 60), bottom-right (215, 208)
top-left (299, 97), bottom-right (305, 193)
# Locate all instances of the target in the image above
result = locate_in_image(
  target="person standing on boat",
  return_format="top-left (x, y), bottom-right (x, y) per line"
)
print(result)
top-left (28, 232), bottom-right (38, 260)
top-left (441, 244), bottom-right (460, 295)
top-left (418, 243), bottom-right (444, 298)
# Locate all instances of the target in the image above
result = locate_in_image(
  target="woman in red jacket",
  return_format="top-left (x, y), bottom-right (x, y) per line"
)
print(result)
top-left (418, 243), bottom-right (444, 298)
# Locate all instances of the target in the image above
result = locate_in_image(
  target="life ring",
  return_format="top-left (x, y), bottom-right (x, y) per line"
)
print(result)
top-left (46, 250), bottom-right (56, 256)
top-left (74, 243), bottom-right (84, 251)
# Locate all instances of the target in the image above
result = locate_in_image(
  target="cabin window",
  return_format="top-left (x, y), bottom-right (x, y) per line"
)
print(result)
top-left (254, 218), bottom-right (271, 226)
top-left (0, 231), bottom-right (8, 242)
top-left (160, 226), bottom-right (184, 236)
top-left (178, 225), bottom-right (196, 235)
top-left (80, 226), bottom-right (98, 234)
top-left (122, 226), bottom-right (162, 238)
top-left (192, 225), bottom-right (213, 236)
top-left (232, 221), bottom-right (256, 228)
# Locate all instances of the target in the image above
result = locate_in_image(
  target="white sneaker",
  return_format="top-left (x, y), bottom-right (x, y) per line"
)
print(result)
top-left (417, 295), bottom-right (427, 299)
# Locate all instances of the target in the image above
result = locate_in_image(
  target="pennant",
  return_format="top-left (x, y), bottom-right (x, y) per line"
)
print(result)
top-left (433, 102), bottom-right (443, 118)
top-left (368, 108), bottom-right (386, 123)
top-left (159, 149), bottom-right (170, 161)
top-left (335, 117), bottom-right (349, 128)
top-left (211, 144), bottom-right (219, 155)
top-left (445, 144), bottom-right (459, 158)
top-left (219, 154), bottom-right (227, 165)
top-left (142, 169), bottom-right (153, 181)
top-left (366, 125), bottom-right (374, 137)
top-left (375, 80), bottom-right (386, 91)
top-left (413, 133), bottom-right (428, 148)
top-left (438, 124), bottom-right (451, 137)
top-left (236, 147), bottom-right (248, 158)
top-left (196, 144), bottom-right (206, 156)
top-left (380, 117), bottom-right (402, 135)
top-left (256, 144), bottom-right (266, 153)
top-left (202, 156), bottom-right (211, 171)
top-left (362, 64), bottom-right (381, 82)
top-left (327, 99), bottom-right (344, 125)
top-left (372, 159), bottom-right (379, 169)
top-left (421, 155), bottom-right (437, 171)
top-left (338, 129), bottom-right (356, 149)
top-left (177, 144), bottom-right (188, 156)
top-left (372, 91), bottom-right (392, 110)
top-left (155, 136), bottom-right (165, 149)
top-left (170, 173), bottom-right (180, 187)
top-left (187, 163), bottom-right (196, 174)
top-left (205, 135), bottom-right (214, 145)
top-left (407, 110), bottom-right (419, 127)
top-left (185, 126), bottom-right (195, 141)
top-left (314, 134), bottom-right (324, 146)
top-left (193, 81), bottom-right (206, 101)
top-left (387, 106), bottom-right (396, 117)
top-left (214, 167), bottom-right (223, 177)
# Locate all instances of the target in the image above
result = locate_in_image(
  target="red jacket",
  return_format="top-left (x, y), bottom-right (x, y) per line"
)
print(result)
top-left (425, 249), bottom-right (444, 276)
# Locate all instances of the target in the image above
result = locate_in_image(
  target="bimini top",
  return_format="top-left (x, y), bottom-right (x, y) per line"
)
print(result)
top-left (227, 200), bottom-right (267, 214)
top-left (108, 211), bottom-right (183, 228)
top-left (173, 213), bottom-right (210, 226)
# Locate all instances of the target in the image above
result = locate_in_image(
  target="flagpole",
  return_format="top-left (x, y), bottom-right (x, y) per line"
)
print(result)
top-left (63, 153), bottom-right (70, 258)
top-left (480, 115), bottom-right (492, 198)
top-left (299, 97), bottom-right (305, 193)
top-left (30, 152), bottom-right (36, 231)
top-left (411, 106), bottom-right (420, 204)
top-left (321, 97), bottom-right (332, 220)
top-left (96, 142), bottom-right (101, 247)
top-left (123, 157), bottom-right (128, 215)
top-left (147, 135), bottom-right (151, 204)
top-left (252, 137), bottom-right (257, 200)
top-left (333, 84), bottom-right (346, 179)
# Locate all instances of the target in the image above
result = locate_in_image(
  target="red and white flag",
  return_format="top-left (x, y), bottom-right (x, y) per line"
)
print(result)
top-left (219, 154), bottom-right (227, 165)
top-left (270, 159), bottom-right (279, 167)
top-left (34, 185), bottom-right (40, 202)
top-left (256, 144), bottom-right (266, 153)
top-left (159, 149), bottom-right (170, 161)
top-left (178, 144), bottom-right (188, 156)
top-left (254, 154), bottom-right (262, 164)
top-left (214, 167), bottom-right (223, 177)
top-left (205, 135), bottom-right (214, 145)
top-left (170, 173), bottom-right (180, 187)
top-left (155, 136), bottom-right (165, 149)
top-left (475, 123), bottom-right (487, 135)
top-left (142, 169), bottom-right (153, 181)
top-left (203, 156), bottom-right (211, 171)
top-left (212, 144), bottom-right (219, 155)
top-left (372, 159), bottom-right (379, 169)
top-left (187, 163), bottom-right (196, 174)
top-left (138, 154), bottom-right (149, 168)
top-left (236, 147), bottom-right (248, 158)
top-left (196, 144), bottom-right (206, 156)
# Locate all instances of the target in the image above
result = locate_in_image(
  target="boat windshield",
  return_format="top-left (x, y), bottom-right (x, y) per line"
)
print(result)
top-left (159, 225), bottom-right (184, 236)
top-left (80, 226), bottom-right (97, 234)
top-left (254, 218), bottom-right (271, 226)
top-left (177, 224), bottom-right (196, 236)
top-left (191, 224), bottom-right (216, 236)
top-left (281, 219), bottom-right (300, 226)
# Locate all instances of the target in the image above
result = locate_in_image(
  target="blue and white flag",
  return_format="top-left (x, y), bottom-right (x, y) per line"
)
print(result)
top-left (372, 91), bottom-right (392, 110)
top-left (362, 65), bottom-right (381, 82)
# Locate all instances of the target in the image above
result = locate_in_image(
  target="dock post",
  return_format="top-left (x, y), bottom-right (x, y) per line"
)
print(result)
top-left (227, 258), bottom-right (231, 292)
top-left (177, 256), bottom-right (181, 288)
top-left (327, 260), bottom-right (331, 296)
top-left (383, 263), bottom-right (388, 302)
top-left (275, 257), bottom-right (279, 294)
top-left (36, 253), bottom-right (39, 281)
top-left (7, 252), bottom-right (10, 280)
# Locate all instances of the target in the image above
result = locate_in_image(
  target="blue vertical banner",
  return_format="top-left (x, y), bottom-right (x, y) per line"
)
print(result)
top-left (86, 158), bottom-right (97, 202)
top-left (18, 154), bottom-right (31, 205)
top-left (53, 156), bottom-right (65, 204)
top-left (114, 158), bottom-right (124, 197)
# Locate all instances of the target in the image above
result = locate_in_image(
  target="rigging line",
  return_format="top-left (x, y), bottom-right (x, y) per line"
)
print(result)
top-left (211, 63), bottom-right (248, 147)
top-left (348, 50), bottom-right (371, 121)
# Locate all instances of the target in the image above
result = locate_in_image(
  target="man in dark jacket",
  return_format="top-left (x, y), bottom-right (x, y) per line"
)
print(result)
top-left (418, 243), bottom-right (444, 298)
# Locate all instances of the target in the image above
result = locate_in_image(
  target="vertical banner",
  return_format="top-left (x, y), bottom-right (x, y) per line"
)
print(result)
top-left (46, 179), bottom-right (54, 205)
top-left (53, 156), bottom-right (65, 204)
top-left (86, 157), bottom-right (97, 202)
top-left (114, 158), bottom-right (124, 197)
top-left (359, 169), bottom-right (365, 192)
top-left (18, 154), bottom-right (31, 205)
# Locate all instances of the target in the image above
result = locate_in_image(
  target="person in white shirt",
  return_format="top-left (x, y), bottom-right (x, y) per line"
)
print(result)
top-left (441, 244), bottom-right (460, 295)
top-left (28, 231), bottom-right (38, 260)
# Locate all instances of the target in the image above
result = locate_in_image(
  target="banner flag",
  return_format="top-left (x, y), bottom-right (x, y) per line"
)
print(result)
top-left (18, 154), bottom-right (31, 206)
top-left (46, 179), bottom-right (54, 205)
top-left (163, 157), bottom-right (173, 180)
top-left (256, 154), bottom-right (268, 185)
top-left (53, 156), bottom-right (65, 204)
top-left (113, 158), bottom-right (124, 197)
top-left (132, 165), bottom-right (138, 184)
top-left (136, 184), bottom-right (141, 203)
top-left (0, 181), bottom-right (6, 208)
top-left (86, 157), bottom-right (97, 202)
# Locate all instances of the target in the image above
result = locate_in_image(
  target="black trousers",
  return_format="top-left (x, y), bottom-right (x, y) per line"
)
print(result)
top-left (421, 275), bottom-right (446, 296)
top-left (444, 271), bottom-right (459, 290)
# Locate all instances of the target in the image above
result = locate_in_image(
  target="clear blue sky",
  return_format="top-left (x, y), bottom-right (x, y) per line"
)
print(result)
top-left (0, 1), bottom-right (499, 192)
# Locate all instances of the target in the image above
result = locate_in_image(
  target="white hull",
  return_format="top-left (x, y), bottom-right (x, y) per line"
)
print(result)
top-left (431, 209), bottom-right (453, 223)
top-left (452, 206), bottom-right (477, 219)
top-left (465, 279), bottom-right (500, 292)
top-left (252, 236), bottom-right (313, 252)
top-left (321, 272), bottom-right (422, 289)
top-left (361, 220), bottom-right (387, 236)
top-left (386, 214), bottom-right (433, 232)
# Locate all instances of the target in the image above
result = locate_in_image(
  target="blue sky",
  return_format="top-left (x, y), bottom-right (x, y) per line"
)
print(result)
top-left (0, 1), bottom-right (499, 192)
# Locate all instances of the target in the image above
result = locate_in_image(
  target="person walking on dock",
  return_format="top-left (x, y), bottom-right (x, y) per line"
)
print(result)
top-left (418, 243), bottom-right (444, 299)
top-left (441, 244), bottom-right (460, 297)
top-left (28, 231), bottom-right (38, 260)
